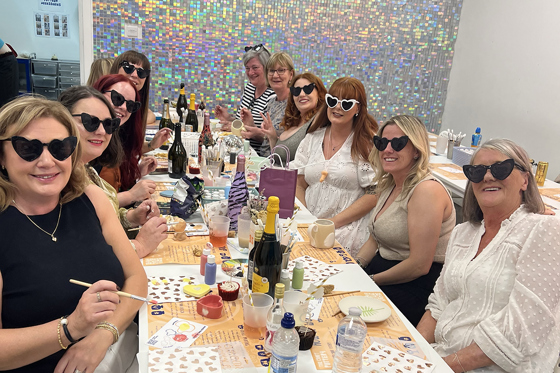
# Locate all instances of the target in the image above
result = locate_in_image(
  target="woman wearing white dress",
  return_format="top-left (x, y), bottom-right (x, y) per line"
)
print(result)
top-left (292, 77), bottom-right (378, 257)
top-left (417, 138), bottom-right (560, 372)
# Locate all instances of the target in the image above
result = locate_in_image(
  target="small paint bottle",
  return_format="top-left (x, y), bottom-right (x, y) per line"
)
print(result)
top-left (280, 269), bottom-right (291, 290)
top-left (292, 261), bottom-right (304, 290)
top-left (200, 243), bottom-right (212, 275)
top-left (205, 255), bottom-right (217, 285)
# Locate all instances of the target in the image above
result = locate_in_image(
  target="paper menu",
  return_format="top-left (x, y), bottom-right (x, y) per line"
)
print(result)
top-left (147, 317), bottom-right (207, 349)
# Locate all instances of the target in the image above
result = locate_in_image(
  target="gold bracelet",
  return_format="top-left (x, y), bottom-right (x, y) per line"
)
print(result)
top-left (57, 317), bottom-right (69, 350)
top-left (453, 352), bottom-right (466, 372)
top-left (95, 322), bottom-right (119, 344)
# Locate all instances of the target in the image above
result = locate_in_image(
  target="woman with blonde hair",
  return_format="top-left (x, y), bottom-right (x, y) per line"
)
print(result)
top-left (0, 96), bottom-right (147, 372)
top-left (292, 77), bottom-right (378, 257)
top-left (86, 57), bottom-right (114, 86)
top-left (355, 115), bottom-right (455, 326)
top-left (417, 138), bottom-right (560, 372)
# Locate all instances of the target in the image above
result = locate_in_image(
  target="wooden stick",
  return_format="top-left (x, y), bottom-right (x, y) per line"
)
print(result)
top-left (323, 290), bottom-right (360, 298)
top-left (331, 310), bottom-right (343, 317)
top-left (69, 279), bottom-right (158, 304)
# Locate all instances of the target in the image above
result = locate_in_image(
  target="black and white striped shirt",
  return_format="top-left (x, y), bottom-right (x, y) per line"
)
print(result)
top-left (235, 83), bottom-right (275, 155)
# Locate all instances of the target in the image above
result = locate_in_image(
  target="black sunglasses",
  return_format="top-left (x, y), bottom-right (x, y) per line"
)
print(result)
top-left (290, 83), bottom-right (316, 97)
top-left (244, 44), bottom-right (265, 52)
top-left (373, 135), bottom-right (410, 152)
top-left (103, 90), bottom-right (141, 113)
top-left (463, 159), bottom-right (525, 183)
top-left (119, 61), bottom-right (150, 79)
top-left (72, 113), bottom-right (120, 134)
top-left (2, 136), bottom-right (77, 162)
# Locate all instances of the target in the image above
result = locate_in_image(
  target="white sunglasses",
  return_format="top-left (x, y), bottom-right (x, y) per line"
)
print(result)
top-left (325, 93), bottom-right (360, 111)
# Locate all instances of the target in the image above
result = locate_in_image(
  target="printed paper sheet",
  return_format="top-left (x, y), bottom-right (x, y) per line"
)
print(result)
top-left (431, 163), bottom-right (467, 180)
top-left (142, 236), bottom-right (231, 266)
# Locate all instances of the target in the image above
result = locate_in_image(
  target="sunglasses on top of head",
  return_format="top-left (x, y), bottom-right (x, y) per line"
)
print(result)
top-left (373, 135), bottom-right (410, 152)
top-left (244, 44), bottom-right (266, 52)
top-left (103, 90), bottom-right (141, 113)
top-left (2, 136), bottom-right (77, 162)
top-left (462, 158), bottom-right (525, 183)
top-left (72, 113), bottom-right (120, 134)
top-left (325, 93), bottom-right (360, 111)
top-left (290, 83), bottom-right (316, 97)
top-left (119, 61), bottom-right (150, 79)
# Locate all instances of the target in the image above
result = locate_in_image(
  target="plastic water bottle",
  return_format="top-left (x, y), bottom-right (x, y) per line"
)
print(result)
top-left (332, 307), bottom-right (367, 373)
top-left (269, 312), bottom-right (299, 373)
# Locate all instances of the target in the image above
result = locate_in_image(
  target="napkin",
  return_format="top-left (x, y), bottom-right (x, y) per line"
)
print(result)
top-left (148, 346), bottom-right (221, 373)
top-left (286, 255), bottom-right (342, 282)
top-left (362, 342), bottom-right (435, 373)
top-left (148, 276), bottom-right (198, 303)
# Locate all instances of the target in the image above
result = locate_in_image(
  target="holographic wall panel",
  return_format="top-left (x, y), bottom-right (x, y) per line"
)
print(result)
top-left (92, 0), bottom-right (462, 132)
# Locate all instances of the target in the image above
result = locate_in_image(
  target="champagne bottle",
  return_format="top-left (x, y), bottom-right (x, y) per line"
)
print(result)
top-left (227, 154), bottom-right (248, 231)
top-left (185, 93), bottom-right (198, 132)
top-left (247, 229), bottom-right (263, 291)
top-left (158, 98), bottom-right (173, 150)
top-left (197, 93), bottom-right (205, 131)
top-left (199, 93), bottom-right (206, 111)
top-left (168, 123), bottom-right (187, 179)
top-left (198, 112), bottom-right (215, 164)
top-left (176, 83), bottom-right (188, 124)
top-left (252, 196), bottom-right (281, 297)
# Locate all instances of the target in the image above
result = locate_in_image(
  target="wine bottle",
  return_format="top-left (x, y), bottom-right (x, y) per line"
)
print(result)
top-left (198, 112), bottom-right (215, 164)
top-left (197, 93), bottom-right (205, 131)
top-left (176, 83), bottom-right (188, 124)
top-left (159, 98), bottom-right (173, 150)
top-left (168, 123), bottom-right (187, 179)
top-left (247, 229), bottom-right (263, 292)
top-left (226, 154), bottom-right (248, 231)
top-left (252, 196), bottom-right (282, 297)
top-left (185, 93), bottom-right (198, 132)
top-left (199, 93), bottom-right (206, 112)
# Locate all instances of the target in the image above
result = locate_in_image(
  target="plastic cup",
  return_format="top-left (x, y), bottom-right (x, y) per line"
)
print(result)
top-left (209, 216), bottom-right (230, 248)
top-left (435, 136), bottom-right (447, 154)
top-left (283, 291), bottom-right (310, 326)
top-left (237, 213), bottom-right (251, 249)
top-left (242, 293), bottom-right (273, 339)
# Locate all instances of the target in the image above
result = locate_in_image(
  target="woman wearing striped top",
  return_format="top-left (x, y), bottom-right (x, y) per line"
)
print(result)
top-left (214, 44), bottom-right (274, 155)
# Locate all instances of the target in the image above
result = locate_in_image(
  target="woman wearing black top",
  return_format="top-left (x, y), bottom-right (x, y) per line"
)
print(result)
top-left (0, 96), bottom-right (147, 372)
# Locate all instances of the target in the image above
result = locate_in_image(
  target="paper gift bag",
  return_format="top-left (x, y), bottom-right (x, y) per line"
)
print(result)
top-left (259, 145), bottom-right (297, 218)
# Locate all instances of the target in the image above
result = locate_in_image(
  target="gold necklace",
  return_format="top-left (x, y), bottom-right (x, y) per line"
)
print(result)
top-left (12, 200), bottom-right (62, 242)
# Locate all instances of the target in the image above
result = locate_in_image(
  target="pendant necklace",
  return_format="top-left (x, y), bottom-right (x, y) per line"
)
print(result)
top-left (320, 127), bottom-right (348, 183)
top-left (12, 199), bottom-right (62, 242)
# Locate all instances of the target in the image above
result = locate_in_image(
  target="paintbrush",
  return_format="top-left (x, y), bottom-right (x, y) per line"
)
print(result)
top-left (69, 279), bottom-right (158, 304)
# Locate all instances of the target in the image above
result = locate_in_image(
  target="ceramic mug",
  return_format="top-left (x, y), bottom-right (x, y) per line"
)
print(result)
top-left (231, 119), bottom-right (245, 137)
top-left (308, 219), bottom-right (335, 249)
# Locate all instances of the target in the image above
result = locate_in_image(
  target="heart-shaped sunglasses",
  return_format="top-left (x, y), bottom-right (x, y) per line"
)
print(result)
top-left (103, 90), bottom-right (141, 114)
top-left (325, 93), bottom-right (360, 111)
top-left (2, 136), bottom-right (77, 162)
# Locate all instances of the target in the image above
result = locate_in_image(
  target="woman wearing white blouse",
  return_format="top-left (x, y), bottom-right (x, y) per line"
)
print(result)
top-left (417, 138), bottom-right (560, 372)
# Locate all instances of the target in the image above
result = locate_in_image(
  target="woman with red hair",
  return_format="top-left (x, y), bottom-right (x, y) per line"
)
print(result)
top-left (93, 74), bottom-right (157, 206)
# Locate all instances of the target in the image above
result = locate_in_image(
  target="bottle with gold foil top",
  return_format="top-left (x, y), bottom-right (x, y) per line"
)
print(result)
top-left (185, 93), bottom-right (198, 132)
top-left (252, 196), bottom-right (281, 297)
top-left (535, 161), bottom-right (549, 187)
top-left (158, 98), bottom-right (173, 150)
top-left (198, 112), bottom-right (215, 164)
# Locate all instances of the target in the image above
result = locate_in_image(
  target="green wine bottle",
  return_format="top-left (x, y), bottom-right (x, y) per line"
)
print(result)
top-left (159, 98), bottom-right (173, 150)
top-left (168, 123), bottom-right (187, 179)
top-left (185, 93), bottom-right (198, 132)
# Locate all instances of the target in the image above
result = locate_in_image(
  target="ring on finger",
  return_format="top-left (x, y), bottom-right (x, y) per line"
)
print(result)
top-left (74, 369), bottom-right (84, 373)
top-left (97, 292), bottom-right (102, 302)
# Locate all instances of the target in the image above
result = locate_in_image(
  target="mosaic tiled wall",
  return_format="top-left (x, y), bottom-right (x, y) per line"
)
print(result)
top-left (93, 0), bottom-right (462, 132)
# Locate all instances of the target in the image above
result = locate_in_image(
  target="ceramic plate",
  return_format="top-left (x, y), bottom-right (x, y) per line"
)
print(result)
top-left (338, 296), bottom-right (391, 323)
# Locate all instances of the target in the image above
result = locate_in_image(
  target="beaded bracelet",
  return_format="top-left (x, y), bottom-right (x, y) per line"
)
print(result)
top-left (57, 317), bottom-right (69, 350)
top-left (95, 321), bottom-right (119, 345)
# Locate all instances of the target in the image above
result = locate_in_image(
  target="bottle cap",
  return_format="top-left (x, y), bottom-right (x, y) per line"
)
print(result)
top-left (281, 312), bottom-right (296, 329)
top-left (190, 93), bottom-right (195, 99)
top-left (475, 127), bottom-right (481, 133)
top-left (267, 196), bottom-right (280, 214)
top-left (163, 98), bottom-right (169, 103)
top-left (275, 283), bottom-right (285, 298)
top-left (254, 229), bottom-right (263, 241)
top-left (237, 154), bottom-right (245, 170)
top-left (202, 248), bottom-right (211, 256)
top-left (348, 307), bottom-right (362, 316)
top-left (281, 269), bottom-right (290, 279)
top-left (295, 261), bottom-right (304, 269)
top-left (207, 255), bottom-right (215, 264)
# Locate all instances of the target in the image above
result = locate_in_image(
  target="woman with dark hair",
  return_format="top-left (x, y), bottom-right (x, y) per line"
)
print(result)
top-left (214, 44), bottom-right (275, 154)
top-left (111, 50), bottom-right (171, 153)
top-left (59, 86), bottom-right (167, 259)
top-left (291, 77), bottom-right (378, 257)
top-left (417, 138), bottom-right (560, 372)
top-left (93, 74), bottom-right (157, 205)
top-left (0, 96), bottom-right (147, 372)
top-left (262, 72), bottom-right (327, 163)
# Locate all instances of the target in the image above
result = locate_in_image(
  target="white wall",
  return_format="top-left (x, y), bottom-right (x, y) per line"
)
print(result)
top-left (0, 0), bottom-right (80, 61)
top-left (442, 0), bottom-right (560, 179)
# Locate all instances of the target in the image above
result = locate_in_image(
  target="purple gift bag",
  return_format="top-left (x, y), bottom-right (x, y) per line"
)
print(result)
top-left (259, 145), bottom-right (297, 218)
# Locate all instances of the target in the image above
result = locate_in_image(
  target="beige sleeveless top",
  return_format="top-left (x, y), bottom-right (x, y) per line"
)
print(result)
top-left (369, 174), bottom-right (455, 263)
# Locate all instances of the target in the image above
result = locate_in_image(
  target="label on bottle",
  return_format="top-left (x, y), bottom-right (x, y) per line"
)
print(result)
top-left (252, 272), bottom-right (269, 294)
top-left (270, 352), bottom-right (297, 373)
top-left (168, 159), bottom-right (172, 173)
top-left (335, 334), bottom-right (363, 354)
top-left (247, 260), bottom-right (254, 283)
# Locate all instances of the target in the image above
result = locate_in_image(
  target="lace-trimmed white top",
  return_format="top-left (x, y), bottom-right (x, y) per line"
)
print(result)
top-left (291, 127), bottom-right (375, 257)
top-left (426, 206), bottom-right (560, 372)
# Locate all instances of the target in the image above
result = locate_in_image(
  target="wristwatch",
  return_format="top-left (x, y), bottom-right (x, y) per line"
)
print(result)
top-left (355, 258), bottom-right (367, 269)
